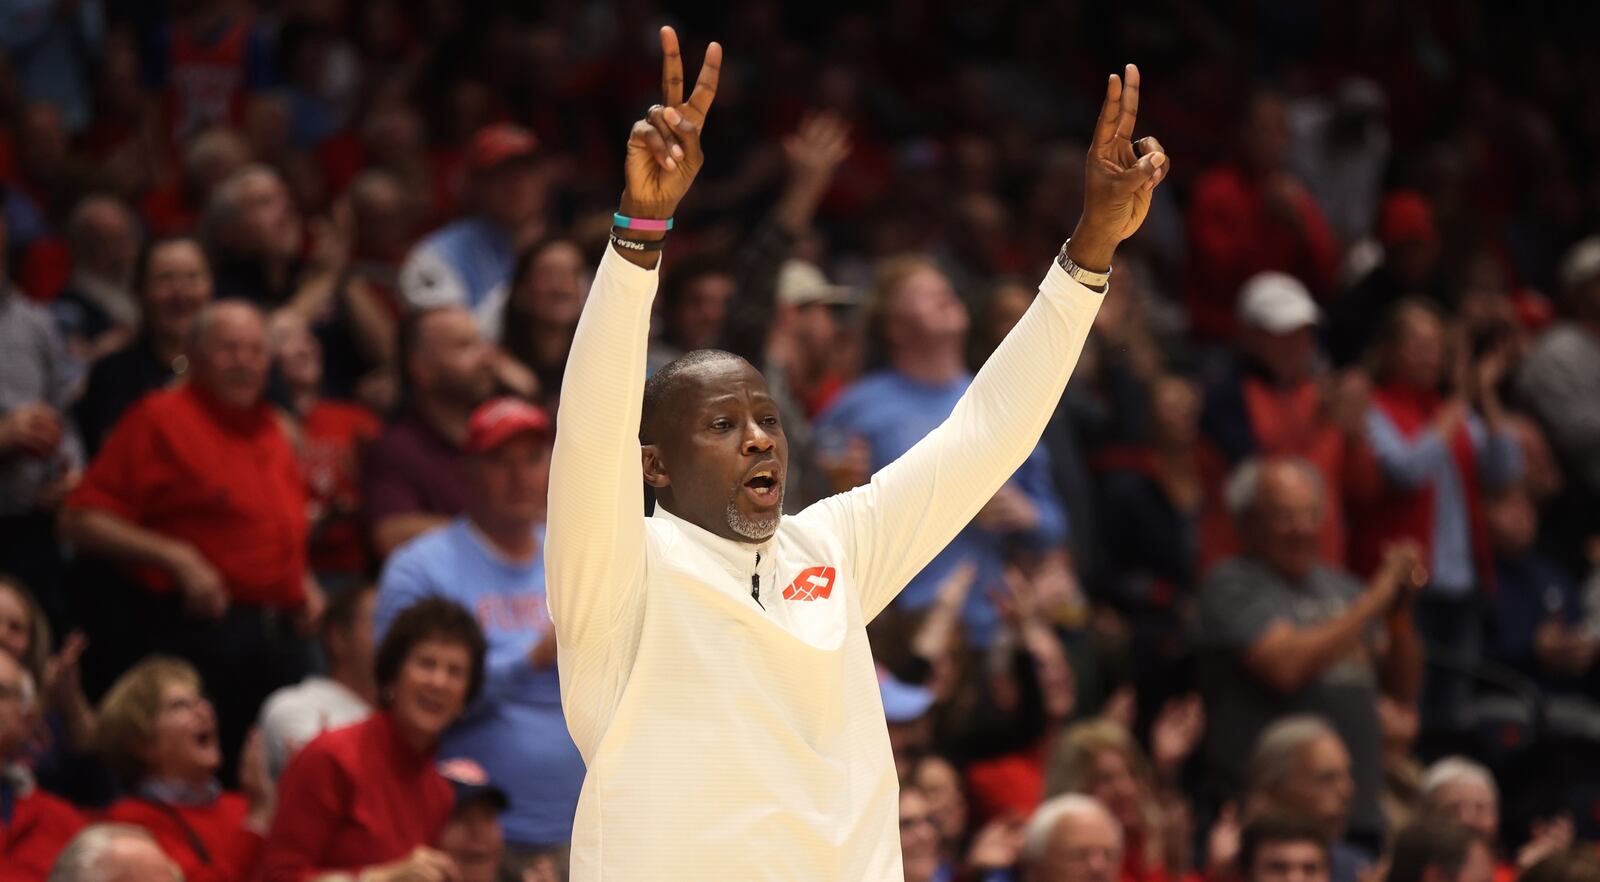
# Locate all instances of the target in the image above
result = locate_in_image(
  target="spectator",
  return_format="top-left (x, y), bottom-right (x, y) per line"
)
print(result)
top-left (1387, 820), bottom-right (1495, 882)
top-left (900, 785), bottom-right (945, 882)
top-left (256, 584), bottom-right (377, 780)
top-left (1238, 812), bottom-right (1333, 882)
top-left (435, 758), bottom-right (512, 882)
top-left (96, 657), bottom-right (273, 882)
top-left (375, 396), bottom-right (583, 856)
top-left (1247, 717), bottom-right (1370, 882)
top-left (1327, 193), bottom-right (1444, 367)
top-left (267, 309), bottom-right (381, 584)
top-left (140, 127), bottom-right (253, 238)
top-left (49, 195), bottom-right (141, 366)
top-left (1018, 794), bottom-right (1123, 882)
top-left (200, 165), bottom-right (305, 309)
top-left (143, 5), bottom-right (278, 144)
top-left (1419, 757), bottom-right (1574, 882)
top-left (1199, 272), bottom-right (1374, 568)
top-left (1514, 236), bottom-right (1600, 570)
top-left (1193, 458), bottom-right (1426, 852)
top-left (1519, 852), bottom-right (1600, 882)
top-left (1286, 78), bottom-right (1391, 246)
top-left (1354, 299), bottom-right (1521, 730)
top-left (314, 170), bottom-right (413, 408)
top-left (1185, 91), bottom-right (1339, 342)
top-left (0, 650), bottom-right (85, 882)
top-left (907, 754), bottom-right (969, 877)
top-left (0, 199), bottom-right (81, 636)
top-left (1044, 713), bottom-right (1206, 882)
top-left (47, 824), bottom-right (182, 882)
top-left (362, 305), bottom-right (496, 558)
top-left (815, 255), bottom-right (1069, 646)
top-left (259, 597), bottom-right (484, 882)
top-left (398, 124), bottom-right (544, 329)
top-left (62, 301), bottom-right (319, 776)
top-left (0, 575), bottom-right (102, 806)
top-left (497, 237), bottom-right (588, 405)
top-left (646, 251), bottom-right (736, 375)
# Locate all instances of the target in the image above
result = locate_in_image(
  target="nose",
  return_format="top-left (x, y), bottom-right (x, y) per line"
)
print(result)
top-left (742, 420), bottom-right (775, 455)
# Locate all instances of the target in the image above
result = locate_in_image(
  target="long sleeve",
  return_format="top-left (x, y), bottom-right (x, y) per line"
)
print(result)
top-left (799, 259), bottom-right (1102, 621)
top-left (1365, 408), bottom-right (1450, 489)
top-left (545, 245), bottom-right (655, 654)
top-left (257, 746), bottom-right (351, 882)
top-left (1467, 416), bottom-right (1522, 491)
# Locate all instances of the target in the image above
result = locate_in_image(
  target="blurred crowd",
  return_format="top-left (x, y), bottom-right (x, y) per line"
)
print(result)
top-left (3, 1), bottom-right (1600, 881)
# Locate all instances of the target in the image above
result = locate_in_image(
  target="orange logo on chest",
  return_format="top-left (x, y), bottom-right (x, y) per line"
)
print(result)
top-left (783, 566), bottom-right (837, 601)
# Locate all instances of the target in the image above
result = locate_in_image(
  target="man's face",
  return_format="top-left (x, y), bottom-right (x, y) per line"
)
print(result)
top-left (327, 590), bottom-right (377, 678)
top-left (515, 242), bottom-right (586, 326)
top-left (0, 653), bottom-right (33, 760)
top-left (467, 432), bottom-right (552, 528)
top-left (786, 302), bottom-right (845, 369)
top-left (415, 308), bottom-right (496, 406)
top-left (1279, 736), bottom-right (1354, 838)
top-left (670, 272), bottom-right (736, 351)
top-left (268, 310), bottom-right (323, 391)
top-left (1250, 840), bottom-right (1330, 882)
top-left (437, 801), bottom-right (506, 882)
top-left (232, 170), bottom-right (303, 259)
top-left (1246, 326), bottom-right (1318, 386)
top-left (1251, 464), bottom-right (1326, 582)
top-left (194, 304), bottom-right (271, 410)
top-left (886, 267), bottom-right (968, 355)
top-left (143, 239), bottom-right (213, 344)
top-left (646, 360), bottom-right (788, 543)
top-left (1035, 809), bottom-right (1123, 882)
top-left (1430, 778), bottom-right (1498, 840)
top-left (899, 789), bottom-right (942, 882)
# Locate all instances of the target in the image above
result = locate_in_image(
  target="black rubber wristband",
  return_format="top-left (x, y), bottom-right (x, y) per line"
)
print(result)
top-left (609, 232), bottom-right (667, 253)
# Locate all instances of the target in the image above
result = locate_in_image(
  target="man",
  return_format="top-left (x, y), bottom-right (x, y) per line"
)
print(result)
top-left (1246, 717), bottom-right (1368, 882)
top-left (1192, 458), bottom-right (1425, 851)
top-left (61, 300), bottom-right (320, 779)
top-left (1387, 821), bottom-right (1495, 882)
top-left (1200, 271), bottom-right (1373, 567)
top-left (0, 652), bottom-right (86, 882)
top-left (399, 123), bottom-right (544, 330)
top-left (546, 28), bottom-right (1169, 879)
top-left (1239, 812), bottom-right (1333, 882)
top-left (378, 397), bottom-right (584, 858)
top-left (1418, 757), bottom-right (1573, 882)
top-left (47, 824), bottom-right (182, 882)
top-left (1514, 236), bottom-right (1600, 571)
top-left (1018, 794), bottom-right (1123, 882)
top-left (646, 252), bottom-right (736, 375)
top-left (1185, 90), bottom-right (1338, 342)
top-left (814, 255), bottom-right (1069, 647)
top-left (257, 583), bottom-right (377, 779)
top-left (201, 165), bottom-right (305, 307)
top-left (436, 758), bottom-right (536, 882)
top-left (0, 201), bottom-right (81, 635)
top-left (362, 305), bottom-right (497, 557)
top-left (50, 195), bottom-right (142, 365)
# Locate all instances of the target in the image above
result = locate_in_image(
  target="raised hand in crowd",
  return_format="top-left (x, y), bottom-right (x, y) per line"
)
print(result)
top-left (1325, 368), bottom-right (1372, 438)
top-left (240, 727), bottom-right (277, 834)
top-left (775, 111), bottom-right (852, 234)
top-left (1374, 540), bottom-right (1428, 610)
top-left (0, 403), bottom-right (65, 459)
top-left (1517, 816), bottom-right (1576, 870)
top-left (964, 812), bottom-right (1028, 876)
top-left (1150, 693), bottom-right (1206, 783)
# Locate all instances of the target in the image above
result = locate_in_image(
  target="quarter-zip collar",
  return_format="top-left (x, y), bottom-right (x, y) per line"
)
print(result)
top-left (651, 505), bottom-right (774, 602)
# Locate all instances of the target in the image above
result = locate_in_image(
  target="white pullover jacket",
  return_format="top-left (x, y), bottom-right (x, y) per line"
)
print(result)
top-left (547, 244), bottom-right (1103, 880)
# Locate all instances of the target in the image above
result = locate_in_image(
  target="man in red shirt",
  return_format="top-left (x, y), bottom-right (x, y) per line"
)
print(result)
top-left (0, 651), bottom-right (85, 882)
top-left (61, 300), bottom-right (322, 782)
top-left (1186, 92), bottom-right (1339, 343)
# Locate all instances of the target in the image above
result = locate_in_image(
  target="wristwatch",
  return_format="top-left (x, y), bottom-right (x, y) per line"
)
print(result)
top-left (1056, 240), bottom-right (1111, 290)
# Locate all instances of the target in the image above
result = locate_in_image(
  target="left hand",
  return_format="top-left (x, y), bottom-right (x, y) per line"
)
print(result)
top-left (966, 814), bottom-right (1027, 871)
top-left (1071, 64), bottom-right (1170, 267)
top-left (1517, 816), bottom-right (1575, 869)
top-left (1151, 692), bottom-right (1206, 777)
top-left (41, 631), bottom-right (89, 710)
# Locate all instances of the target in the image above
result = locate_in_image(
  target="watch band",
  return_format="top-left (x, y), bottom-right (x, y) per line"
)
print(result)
top-left (1056, 240), bottom-right (1111, 289)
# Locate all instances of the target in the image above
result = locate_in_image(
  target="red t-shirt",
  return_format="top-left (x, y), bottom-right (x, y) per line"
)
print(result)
top-left (300, 401), bottom-right (382, 577)
top-left (257, 712), bottom-right (454, 882)
top-left (104, 794), bottom-right (264, 882)
top-left (68, 384), bottom-right (309, 609)
top-left (0, 790), bottom-right (85, 882)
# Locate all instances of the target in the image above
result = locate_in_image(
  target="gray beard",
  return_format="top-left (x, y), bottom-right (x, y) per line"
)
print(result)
top-left (724, 487), bottom-right (783, 540)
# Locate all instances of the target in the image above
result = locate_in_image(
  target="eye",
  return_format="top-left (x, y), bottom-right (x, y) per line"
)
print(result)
top-left (760, 415), bottom-right (780, 428)
top-left (709, 418), bottom-right (733, 431)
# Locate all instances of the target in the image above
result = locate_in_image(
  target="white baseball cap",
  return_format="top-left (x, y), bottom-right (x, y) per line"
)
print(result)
top-left (1238, 271), bottom-right (1320, 333)
top-left (777, 259), bottom-right (857, 308)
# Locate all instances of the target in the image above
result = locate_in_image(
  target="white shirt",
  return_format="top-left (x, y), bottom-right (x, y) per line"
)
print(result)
top-left (548, 245), bottom-right (1103, 881)
top-left (256, 676), bottom-right (371, 779)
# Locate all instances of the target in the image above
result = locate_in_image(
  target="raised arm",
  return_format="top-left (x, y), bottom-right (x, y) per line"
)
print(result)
top-left (802, 66), bottom-right (1171, 618)
top-left (545, 27), bottom-right (721, 651)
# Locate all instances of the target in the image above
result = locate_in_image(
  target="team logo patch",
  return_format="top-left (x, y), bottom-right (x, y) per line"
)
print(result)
top-left (783, 566), bottom-right (836, 601)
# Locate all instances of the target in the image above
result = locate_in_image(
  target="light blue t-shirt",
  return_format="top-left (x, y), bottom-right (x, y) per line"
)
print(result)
top-left (814, 370), bottom-right (1068, 646)
top-left (376, 519), bottom-right (584, 847)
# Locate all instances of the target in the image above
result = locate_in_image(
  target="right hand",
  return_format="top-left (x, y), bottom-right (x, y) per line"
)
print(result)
top-left (965, 814), bottom-right (1027, 871)
top-left (365, 847), bottom-right (462, 882)
top-left (1375, 541), bottom-right (1427, 607)
top-left (782, 111), bottom-right (852, 185)
top-left (0, 403), bottom-right (64, 458)
top-left (620, 27), bottom-right (722, 220)
top-left (1205, 803), bottom-right (1243, 876)
top-left (169, 545), bottom-right (229, 619)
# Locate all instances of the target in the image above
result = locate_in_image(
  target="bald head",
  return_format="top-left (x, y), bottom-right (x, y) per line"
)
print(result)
top-left (1022, 795), bottom-right (1123, 882)
top-left (640, 350), bottom-right (752, 445)
top-left (49, 824), bottom-right (181, 882)
top-left (1228, 457), bottom-right (1325, 580)
top-left (190, 301), bottom-right (270, 410)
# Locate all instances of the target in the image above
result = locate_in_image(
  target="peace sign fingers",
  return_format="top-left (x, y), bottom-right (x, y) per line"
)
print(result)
top-left (660, 26), bottom-right (684, 107)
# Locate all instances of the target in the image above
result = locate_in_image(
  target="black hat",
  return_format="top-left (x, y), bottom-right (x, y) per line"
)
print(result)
top-left (438, 757), bottom-right (510, 812)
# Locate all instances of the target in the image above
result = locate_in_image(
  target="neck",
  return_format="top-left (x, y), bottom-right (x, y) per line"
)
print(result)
top-left (470, 514), bottom-right (540, 561)
top-left (891, 344), bottom-right (965, 385)
top-left (328, 660), bottom-right (378, 706)
top-left (415, 395), bottom-right (473, 446)
top-left (288, 384), bottom-right (319, 417)
top-left (392, 713), bottom-right (436, 754)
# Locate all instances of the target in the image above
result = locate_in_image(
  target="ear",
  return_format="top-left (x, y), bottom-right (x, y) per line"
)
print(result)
top-left (642, 444), bottom-right (671, 489)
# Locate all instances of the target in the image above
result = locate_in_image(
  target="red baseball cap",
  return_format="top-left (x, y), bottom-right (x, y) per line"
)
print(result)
top-left (466, 397), bottom-right (552, 453)
top-left (468, 123), bottom-right (538, 171)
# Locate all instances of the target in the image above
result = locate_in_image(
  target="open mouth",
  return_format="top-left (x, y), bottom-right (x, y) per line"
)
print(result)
top-left (742, 466), bottom-right (781, 508)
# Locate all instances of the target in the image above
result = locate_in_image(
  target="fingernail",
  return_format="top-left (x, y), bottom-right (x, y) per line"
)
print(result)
top-left (671, 144), bottom-right (684, 159)
top-left (664, 107), bottom-right (681, 125)
top-left (1152, 153), bottom-right (1167, 167)
top-left (665, 156), bottom-right (677, 170)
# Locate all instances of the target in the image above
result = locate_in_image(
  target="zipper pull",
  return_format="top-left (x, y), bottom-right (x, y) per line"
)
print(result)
top-left (752, 551), bottom-right (764, 609)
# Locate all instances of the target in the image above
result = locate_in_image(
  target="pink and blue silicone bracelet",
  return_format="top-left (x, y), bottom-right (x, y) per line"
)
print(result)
top-left (613, 213), bottom-right (673, 231)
